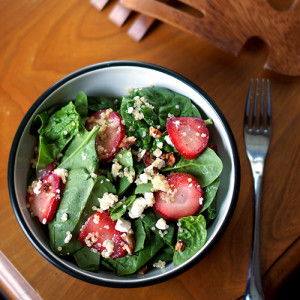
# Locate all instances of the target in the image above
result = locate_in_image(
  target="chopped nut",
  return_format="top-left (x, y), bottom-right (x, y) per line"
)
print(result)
top-left (165, 152), bottom-right (176, 167)
top-left (121, 233), bottom-right (135, 254)
top-left (149, 127), bottom-right (162, 138)
top-left (137, 265), bottom-right (148, 275)
top-left (142, 151), bottom-right (153, 167)
top-left (119, 136), bottom-right (136, 150)
top-left (175, 240), bottom-right (186, 252)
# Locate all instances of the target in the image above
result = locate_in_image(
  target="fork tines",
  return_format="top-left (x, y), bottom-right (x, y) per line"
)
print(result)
top-left (244, 79), bottom-right (271, 129)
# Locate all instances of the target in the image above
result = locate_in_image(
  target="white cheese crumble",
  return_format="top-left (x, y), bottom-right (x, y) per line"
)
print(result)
top-left (153, 149), bottom-right (162, 158)
top-left (157, 142), bottom-right (163, 149)
top-left (128, 193), bottom-right (155, 219)
top-left (33, 180), bottom-right (42, 195)
top-left (98, 193), bottom-right (118, 210)
top-left (164, 135), bottom-right (174, 146)
top-left (115, 218), bottom-right (132, 233)
top-left (101, 240), bottom-right (114, 258)
top-left (156, 218), bottom-right (169, 230)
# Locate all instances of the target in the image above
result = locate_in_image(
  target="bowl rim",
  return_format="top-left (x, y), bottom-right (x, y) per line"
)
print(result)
top-left (7, 60), bottom-right (240, 287)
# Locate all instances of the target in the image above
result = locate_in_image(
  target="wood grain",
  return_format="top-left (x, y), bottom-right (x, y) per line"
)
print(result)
top-left (121, 0), bottom-right (300, 76)
top-left (0, 1), bottom-right (300, 299)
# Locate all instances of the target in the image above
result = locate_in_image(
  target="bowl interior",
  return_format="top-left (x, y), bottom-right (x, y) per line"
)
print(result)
top-left (10, 61), bottom-right (239, 287)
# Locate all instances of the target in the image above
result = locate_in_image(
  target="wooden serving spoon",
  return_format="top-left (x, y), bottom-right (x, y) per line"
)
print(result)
top-left (121, 0), bottom-right (300, 76)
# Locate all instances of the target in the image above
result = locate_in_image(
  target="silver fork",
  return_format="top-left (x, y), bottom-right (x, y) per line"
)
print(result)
top-left (244, 79), bottom-right (272, 300)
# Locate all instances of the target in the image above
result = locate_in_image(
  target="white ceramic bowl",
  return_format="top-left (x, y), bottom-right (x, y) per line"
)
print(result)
top-left (8, 61), bottom-right (240, 287)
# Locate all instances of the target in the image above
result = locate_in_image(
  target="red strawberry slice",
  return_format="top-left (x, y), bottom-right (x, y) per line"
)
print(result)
top-left (166, 117), bottom-right (209, 159)
top-left (153, 173), bottom-right (204, 221)
top-left (78, 211), bottom-right (129, 259)
top-left (26, 172), bottom-right (61, 224)
top-left (86, 110), bottom-right (125, 162)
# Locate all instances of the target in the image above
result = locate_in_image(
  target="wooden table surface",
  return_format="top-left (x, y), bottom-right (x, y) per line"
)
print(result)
top-left (1, 1), bottom-right (300, 299)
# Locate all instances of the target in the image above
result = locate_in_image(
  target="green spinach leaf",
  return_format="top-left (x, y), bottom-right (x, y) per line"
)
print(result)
top-left (173, 215), bottom-right (207, 265)
top-left (110, 195), bottom-right (136, 221)
top-left (141, 209), bottom-right (175, 247)
top-left (133, 218), bottom-right (147, 252)
top-left (36, 102), bottom-right (80, 170)
top-left (200, 176), bottom-right (220, 213)
top-left (88, 96), bottom-right (121, 112)
top-left (73, 247), bottom-right (100, 271)
top-left (163, 147), bottom-right (223, 187)
top-left (59, 126), bottom-right (99, 173)
top-left (113, 149), bottom-right (136, 196)
top-left (104, 233), bottom-right (165, 276)
top-left (75, 91), bottom-right (88, 124)
top-left (49, 169), bottom-right (95, 255)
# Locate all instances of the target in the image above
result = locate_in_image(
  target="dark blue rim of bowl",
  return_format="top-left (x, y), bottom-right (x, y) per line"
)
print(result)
top-left (8, 60), bottom-right (240, 288)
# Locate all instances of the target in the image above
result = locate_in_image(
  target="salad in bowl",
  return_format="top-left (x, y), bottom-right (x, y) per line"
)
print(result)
top-left (26, 86), bottom-right (222, 275)
top-left (9, 61), bottom-right (239, 287)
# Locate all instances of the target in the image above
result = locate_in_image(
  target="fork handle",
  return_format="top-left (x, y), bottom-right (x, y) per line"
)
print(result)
top-left (244, 169), bottom-right (264, 300)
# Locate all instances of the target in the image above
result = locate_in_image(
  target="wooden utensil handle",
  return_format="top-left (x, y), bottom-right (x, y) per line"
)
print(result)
top-left (121, 0), bottom-right (300, 76)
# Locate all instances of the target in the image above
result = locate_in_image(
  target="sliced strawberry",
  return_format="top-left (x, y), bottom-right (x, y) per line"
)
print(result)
top-left (153, 173), bottom-right (204, 221)
top-left (166, 117), bottom-right (209, 159)
top-left (86, 110), bottom-right (125, 162)
top-left (78, 211), bottom-right (129, 259)
top-left (26, 172), bottom-right (61, 224)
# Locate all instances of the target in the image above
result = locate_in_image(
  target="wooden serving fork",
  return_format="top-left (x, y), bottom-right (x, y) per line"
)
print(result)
top-left (120, 0), bottom-right (300, 76)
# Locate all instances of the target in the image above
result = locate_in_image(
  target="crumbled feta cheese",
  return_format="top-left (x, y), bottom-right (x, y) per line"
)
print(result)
top-left (128, 193), bottom-right (155, 219)
top-left (153, 149), bottom-right (162, 158)
top-left (101, 240), bottom-right (114, 258)
top-left (152, 158), bottom-right (165, 169)
top-left (127, 107), bottom-right (134, 114)
top-left (33, 180), bottom-right (42, 195)
top-left (157, 142), bottom-right (163, 149)
top-left (139, 173), bottom-right (149, 184)
top-left (156, 218), bottom-right (169, 230)
top-left (164, 135), bottom-right (174, 146)
top-left (115, 218), bottom-right (132, 233)
top-left (98, 193), bottom-right (118, 210)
